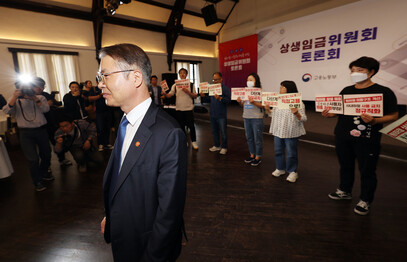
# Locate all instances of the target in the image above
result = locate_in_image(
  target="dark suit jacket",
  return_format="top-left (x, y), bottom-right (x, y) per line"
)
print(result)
top-left (148, 85), bottom-right (162, 106)
top-left (103, 103), bottom-right (187, 262)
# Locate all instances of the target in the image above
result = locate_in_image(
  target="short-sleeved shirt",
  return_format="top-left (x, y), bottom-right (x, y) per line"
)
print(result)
top-left (334, 83), bottom-right (398, 143)
top-left (169, 82), bottom-right (196, 111)
top-left (242, 87), bottom-right (263, 119)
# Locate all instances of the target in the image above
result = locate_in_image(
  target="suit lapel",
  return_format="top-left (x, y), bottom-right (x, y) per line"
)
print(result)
top-left (109, 103), bottom-right (158, 203)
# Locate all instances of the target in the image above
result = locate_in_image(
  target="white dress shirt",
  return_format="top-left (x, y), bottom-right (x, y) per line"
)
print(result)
top-left (120, 97), bottom-right (152, 167)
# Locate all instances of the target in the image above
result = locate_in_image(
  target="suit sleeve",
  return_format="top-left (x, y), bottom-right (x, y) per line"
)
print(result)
top-left (142, 128), bottom-right (187, 261)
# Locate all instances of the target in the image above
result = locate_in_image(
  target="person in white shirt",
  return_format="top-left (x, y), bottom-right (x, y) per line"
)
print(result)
top-left (163, 68), bottom-right (199, 150)
top-left (265, 80), bottom-right (307, 183)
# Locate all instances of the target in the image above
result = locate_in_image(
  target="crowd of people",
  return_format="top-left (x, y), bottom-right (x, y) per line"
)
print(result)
top-left (0, 41), bottom-right (400, 260)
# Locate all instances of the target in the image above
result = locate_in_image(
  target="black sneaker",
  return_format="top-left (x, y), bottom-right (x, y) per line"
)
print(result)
top-left (43, 174), bottom-right (55, 181)
top-left (244, 157), bottom-right (255, 164)
top-left (35, 182), bottom-right (47, 192)
top-left (251, 159), bottom-right (262, 166)
top-left (354, 200), bottom-right (370, 215)
top-left (328, 189), bottom-right (352, 200)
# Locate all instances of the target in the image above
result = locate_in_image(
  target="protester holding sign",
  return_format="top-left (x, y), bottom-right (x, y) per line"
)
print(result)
top-left (265, 81), bottom-right (307, 183)
top-left (237, 73), bottom-right (264, 166)
top-left (322, 56), bottom-right (398, 216)
top-left (200, 72), bottom-right (231, 154)
top-left (163, 68), bottom-right (199, 149)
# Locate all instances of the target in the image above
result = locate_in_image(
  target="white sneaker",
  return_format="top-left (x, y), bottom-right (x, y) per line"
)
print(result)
top-left (286, 172), bottom-right (299, 183)
top-left (272, 169), bottom-right (286, 177)
top-left (98, 145), bottom-right (104, 152)
top-left (209, 146), bottom-right (221, 152)
top-left (192, 142), bottom-right (199, 150)
top-left (219, 148), bottom-right (227, 155)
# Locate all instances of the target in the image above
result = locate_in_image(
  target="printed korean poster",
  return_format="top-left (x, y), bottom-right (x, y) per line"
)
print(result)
top-left (278, 93), bottom-right (302, 109)
top-left (208, 84), bottom-right (222, 96)
top-left (261, 92), bottom-right (279, 107)
top-left (160, 80), bottom-right (169, 92)
top-left (245, 88), bottom-right (262, 102)
top-left (231, 88), bottom-right (246, 100)
top-left (379, 114), bottom-right (407, 144)
top-left (343, 94), bottom-right (383, 117)
top-left (315, 95), bottom-right (343, 114)
top-left (199, 82), bottom-right (209, 93)
top-left (175, 79), bottom-right (190, 91)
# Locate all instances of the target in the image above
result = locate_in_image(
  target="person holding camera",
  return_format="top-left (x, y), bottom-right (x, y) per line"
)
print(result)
top-left (2, 78), bottom-right (53, 191)
top-left (63, 81), bottom-right (88, 121)
top-left (54, 114), bottom-right (102, 173)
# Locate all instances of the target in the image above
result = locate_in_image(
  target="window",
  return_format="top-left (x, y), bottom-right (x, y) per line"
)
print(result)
top-left (175, 60), bottom-right (201, 93)
top-left (9, 48), bottom-right (80, 101)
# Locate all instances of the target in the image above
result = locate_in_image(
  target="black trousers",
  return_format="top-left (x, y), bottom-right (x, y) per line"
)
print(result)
top-left (176, 110), bottom-right (196, 142)
top-left (335, 137), bottom-right (381, 203)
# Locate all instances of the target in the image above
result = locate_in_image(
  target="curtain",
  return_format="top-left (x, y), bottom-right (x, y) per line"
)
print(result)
top-left (17, 53), bottom-right (80, 101)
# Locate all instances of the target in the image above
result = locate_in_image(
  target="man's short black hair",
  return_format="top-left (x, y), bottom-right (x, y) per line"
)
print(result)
top-left (213, 72), bottom-right (222, 78)
top-left (178, 68), bottom-right (188, 75)
top-left (151, 75), bottom-right (158, 80)
top-left (69, 81), bottom-right (80, 88)
top-left (349, 56), bottom-right (380, 77)
top-left (56, 113), bottom-right (74, 125)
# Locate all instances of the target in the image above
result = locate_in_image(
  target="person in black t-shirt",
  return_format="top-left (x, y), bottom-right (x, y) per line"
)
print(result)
top-left (322, 56), bottom-right (398, 216)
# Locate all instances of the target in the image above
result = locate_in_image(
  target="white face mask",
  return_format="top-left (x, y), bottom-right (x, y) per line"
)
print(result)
top-left (247, 81), bottom-right (255, 87)
top-left (350, 72), bottom-right (368, 84)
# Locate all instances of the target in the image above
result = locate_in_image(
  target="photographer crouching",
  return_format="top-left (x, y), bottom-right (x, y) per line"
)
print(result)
top-left (2, 76), bottom-right (53, 192)
top-left (54, 114), bottom-right (102, 173)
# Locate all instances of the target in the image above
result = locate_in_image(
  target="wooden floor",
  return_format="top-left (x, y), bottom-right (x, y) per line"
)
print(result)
top-left (1, 120), bottom-right (406, 262)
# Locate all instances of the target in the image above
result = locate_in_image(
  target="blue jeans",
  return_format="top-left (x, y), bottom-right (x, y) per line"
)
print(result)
top-left (210, 117), bottom-right (227, 148)
top-left (19, 126), bottom-right (51, 185)
top-left (274, 136), bottom-right (299, 173)
top-left (244, 118), bottom-right (264, 157)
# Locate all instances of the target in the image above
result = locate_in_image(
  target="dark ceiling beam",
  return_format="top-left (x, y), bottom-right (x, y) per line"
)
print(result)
top-left (165, 0), bottom-right (186, 71)
top-left (92, 0), bottom-right (105, 62)
top-left (134, 0), bottom-right (226, 23)
top-left (0, 0), bottom-right (90, 21)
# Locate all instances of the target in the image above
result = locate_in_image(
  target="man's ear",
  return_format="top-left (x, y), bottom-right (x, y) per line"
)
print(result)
top-left (132, 70), bottom-right (143, 88)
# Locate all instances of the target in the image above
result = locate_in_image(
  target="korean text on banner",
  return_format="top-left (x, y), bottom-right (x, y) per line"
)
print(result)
top-left (343, 94), bottom-right (383, 117)
top-left (231, 88), bottom-right (246, 100)
top-left (315, 95), bottom-right (343, 114)
top-left (380, 114), bottom-right (407, 144)
top-left (262, 92), bottom-right (279, 107)
top-left (175, 79), bottom-right (190, 91)
top-left (246, 88), bottom-right (262, 102)
top-left (278, 93), bottom-right (302, 109)
top-left (199, 82), bottom-right (209, 93)
top-left (208, 84), bottom-right (222, 96)
top-left (160, 80), bottom-right (169, 92)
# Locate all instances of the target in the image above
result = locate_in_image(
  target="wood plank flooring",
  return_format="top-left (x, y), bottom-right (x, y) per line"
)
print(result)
top-left (1, 120), bottom-right (406, 262)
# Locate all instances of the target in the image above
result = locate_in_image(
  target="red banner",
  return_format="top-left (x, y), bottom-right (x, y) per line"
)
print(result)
top-left (219, 34), bottom-right (258, 89)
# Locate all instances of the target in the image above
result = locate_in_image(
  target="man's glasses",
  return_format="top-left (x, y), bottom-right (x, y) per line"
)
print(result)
top-left (96, 69), bottom-right (135, 83)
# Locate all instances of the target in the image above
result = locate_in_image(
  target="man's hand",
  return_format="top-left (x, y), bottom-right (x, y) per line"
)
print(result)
top-left (321, 109), bottom-right (336, 118)
top-left (181, 87), bottom-right (190, 94)
top-left (83, 140), bottom-right (91, 150)
top-left (56, 136), bottom-right (64, 144)
top-left (199, 92), bottom-right (205, 97)
top-left (361, 113), bottom-right (375, 124)
top-left (214, 94), bottom-right (222, 101)
top-left (101, 217), bottom-right (106, 234)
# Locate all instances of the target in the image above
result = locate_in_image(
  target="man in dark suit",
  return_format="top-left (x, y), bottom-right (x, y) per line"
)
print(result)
top-left (99, 43), bottom-right (187, 261)
top-left (148, 75), bottom-right (162, 107)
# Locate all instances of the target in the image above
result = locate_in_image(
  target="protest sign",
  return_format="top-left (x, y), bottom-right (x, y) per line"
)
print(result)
top-left (160, 80), bottom-right (169, 92)
top-left (199, 82), bottom-right (209, 93)
top-left (231, 88), bottom-right (246, 100)
top-left (175, 79), bottom-right (190, 91)
top-left (261, 92), bottom-right (279, 107)
top-left (343, 94), bottom-right (383, 117)
top-left (245, 88), bottom-right (262, 102)
top-left (315, 95), bottom-right (343, 114)
top-left (278, 93), bottom-right (302, 109)
top-left (208, 84), bottom-right (222, 96)
top-left (379, 114), bottom-right (407, 144)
